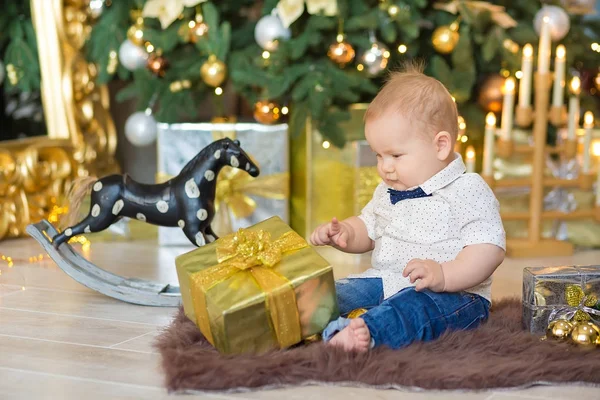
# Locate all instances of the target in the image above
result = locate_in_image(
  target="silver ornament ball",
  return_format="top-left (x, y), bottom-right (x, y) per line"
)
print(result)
top-left (359, 41), bottom-right (390, 77)
top-left (125, 110), bottom-right (157, 147)
top-left (254, 14), bottom-right (291, 51)
top-left (118, 39), bottom-right (148, 71)
top-left (534, 5), bottom-right (570, 41)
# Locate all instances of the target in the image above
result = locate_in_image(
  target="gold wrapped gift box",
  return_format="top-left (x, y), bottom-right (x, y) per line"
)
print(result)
top-left (175, 216), bottom-right (339, 354)
top-left (291, 104), bottom-right (380, 237)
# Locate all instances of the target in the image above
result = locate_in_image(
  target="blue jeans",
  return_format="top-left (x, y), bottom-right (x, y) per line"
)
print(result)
top-left (323, 278), bottom-right (490, 349)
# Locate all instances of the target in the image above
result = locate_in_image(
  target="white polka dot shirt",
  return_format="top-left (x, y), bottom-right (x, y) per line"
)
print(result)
top-left (353, 154), bottom-right (506, 302)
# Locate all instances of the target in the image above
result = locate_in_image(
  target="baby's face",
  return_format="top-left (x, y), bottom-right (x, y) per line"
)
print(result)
top-left (365, 113), bottom-right (442, 190)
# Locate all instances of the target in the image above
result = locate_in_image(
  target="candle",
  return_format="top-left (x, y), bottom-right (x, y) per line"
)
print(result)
top-left (552, 45), bottom-right (566, 107)
top-left (594, 141), bottom-right (600, 207)
top-left (483, 112), bottom-right (496, 176)
top-left (567, 76), bottom-right (581, 140)
top-left (583, 111), bottom-right (594, 174)
top-left (500, 77), bottom-right (515, 141)
top-left (466, 146), bottom-right (476, 173)
top-left (538, 16), bottom-right (551, 74)
top-left (518, 44), bottom-right (533, 108)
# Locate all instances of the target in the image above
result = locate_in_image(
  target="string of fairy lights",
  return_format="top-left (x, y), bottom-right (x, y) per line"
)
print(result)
top-left (0, 205), bottom-right (91, 291)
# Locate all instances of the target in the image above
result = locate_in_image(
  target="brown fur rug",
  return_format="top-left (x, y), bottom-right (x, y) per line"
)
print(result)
top-left (154, 298), bottom-right (600, 393)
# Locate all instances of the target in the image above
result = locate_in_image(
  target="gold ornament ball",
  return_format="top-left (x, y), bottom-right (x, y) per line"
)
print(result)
top-left (328, 40), bottom-right (355, 66)
top-left (570, 321), bottom-right (600, 349)
top-left (595, 72), bottom-right (600, 91)
top-left (347, 308), bottom-right (368, 319)
top-left (432, 24), bottom-right (460, 54)
top-left (190, 22), bottom-right (209, 43)
top-left (546, 319), bottom-right (573, 340)
top-left (253, 101), bottom-right (281, 125)
top-left (478, 75), bottom-right (507, 113)
top-left (127, 24), bottom-right (145, 47)
top-left (147, 54), bottom-right (169, 78)
top-left (200, 56), bottom-right (227, 87)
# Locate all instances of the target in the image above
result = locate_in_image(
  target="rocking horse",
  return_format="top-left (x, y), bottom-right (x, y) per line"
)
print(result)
top-left (27, 138), bottom-right (260, 307)
top-left (52, 137), bottom-right (259, 248)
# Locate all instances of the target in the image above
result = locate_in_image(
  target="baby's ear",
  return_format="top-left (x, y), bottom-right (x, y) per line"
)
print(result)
top-left (433, 131), bottom-right (453, 160)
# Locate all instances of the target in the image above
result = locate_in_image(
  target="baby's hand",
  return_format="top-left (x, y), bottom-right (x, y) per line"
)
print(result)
top-left (403, 259), bottom-right (445, 292)
top-left (310, 217), bottom-right (349, 248)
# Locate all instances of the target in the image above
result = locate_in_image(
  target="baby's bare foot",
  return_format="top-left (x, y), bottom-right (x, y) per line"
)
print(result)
top-left (329, 318), bottom-right (371, 352)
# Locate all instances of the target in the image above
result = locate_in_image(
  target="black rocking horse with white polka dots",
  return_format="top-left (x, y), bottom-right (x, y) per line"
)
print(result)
top-left (52, 137), bottom-right (259, 248)
top-left (25, 137), bottom-right (259, 307)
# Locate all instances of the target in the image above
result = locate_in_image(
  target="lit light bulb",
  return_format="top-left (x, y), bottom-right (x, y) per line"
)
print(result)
top-left (466, 146), bottom-right (475, 160)
top-left (556, 45), bottom-right (566, 59)
top-left (504, 77), bottom-right (516, 93)
top-left (570, 76), bottom-right (581, 95)
top-left (486, 112), bottom-right (496, 127)
top-left (523, 44), bottom-right (533, 59)
top-left (584, 111), bottom-right (594, 128)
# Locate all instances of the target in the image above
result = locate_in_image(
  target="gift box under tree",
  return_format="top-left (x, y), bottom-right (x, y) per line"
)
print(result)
top-left (522, 265), bottom-right (600, 334)
top-left (156, 122), bottom-right (289, 246)
top-left (175, 216), bottom-right (339, 354)
top-left (290, 104), bottom-right (380, 238)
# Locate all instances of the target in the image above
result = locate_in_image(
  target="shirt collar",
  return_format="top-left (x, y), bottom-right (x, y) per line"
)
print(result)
top-left (420, 153), bottom-right (466, 195)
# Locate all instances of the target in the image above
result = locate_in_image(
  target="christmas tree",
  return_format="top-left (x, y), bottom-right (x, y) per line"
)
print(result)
top-left (3, 1), bottom-right (600, 147)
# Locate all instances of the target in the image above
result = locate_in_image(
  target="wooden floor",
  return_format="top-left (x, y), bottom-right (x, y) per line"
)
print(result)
top-left (1, 230), bottom-right (599, 399)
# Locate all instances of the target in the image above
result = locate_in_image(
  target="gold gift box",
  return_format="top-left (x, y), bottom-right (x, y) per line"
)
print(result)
top-left (175, 216), bottom-right (339, 354)
top-left (290, 104), bottom-right (380, 238)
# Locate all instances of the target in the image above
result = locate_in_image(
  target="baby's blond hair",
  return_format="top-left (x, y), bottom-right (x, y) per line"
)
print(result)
top-left (365, 61), bottom-right (458, 141)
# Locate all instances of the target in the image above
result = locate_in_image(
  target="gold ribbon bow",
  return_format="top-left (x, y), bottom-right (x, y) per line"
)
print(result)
top-left (190, 228), bottom-right (307, 349)
top-left (210, 127), bottom-right (289, 236)
top-left (566, 285), bottom-right (598, 322)
top-left (214, 166), bottom-right (289, 235)
top-left (433, 1), bottom-right (517, 29)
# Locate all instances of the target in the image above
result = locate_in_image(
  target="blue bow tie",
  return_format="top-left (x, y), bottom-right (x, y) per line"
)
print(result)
top-left (388, 187), bottom-right (431, 205)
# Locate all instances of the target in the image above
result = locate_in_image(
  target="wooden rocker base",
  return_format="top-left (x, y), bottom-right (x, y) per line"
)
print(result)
top-left (26, 220), bottom-right (181, 307)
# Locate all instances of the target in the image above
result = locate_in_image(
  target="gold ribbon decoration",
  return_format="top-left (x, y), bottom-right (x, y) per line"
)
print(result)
top-left (213, 166), bottom-right (289, 236)
top-left (190, 228), bottom-right (307, 349)
top-left (210, 128), bottom-right (289, 235)
top-left (433, 1), bottom-right (517, 29)
top-left (565, 285), bottom-right (598, 322)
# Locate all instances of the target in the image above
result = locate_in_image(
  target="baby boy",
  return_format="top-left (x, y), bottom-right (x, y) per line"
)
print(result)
top-left (310, 63), bottom-right (506, 351)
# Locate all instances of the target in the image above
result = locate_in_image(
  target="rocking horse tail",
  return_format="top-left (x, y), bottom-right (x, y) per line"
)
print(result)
top-left (58, 176), bottom-right (98, 230)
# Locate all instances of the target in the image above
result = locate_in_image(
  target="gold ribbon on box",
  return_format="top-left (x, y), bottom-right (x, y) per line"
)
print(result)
top-left (155, 168), bottom-right (289, 235)
top-left (156, 126), bottom-right (289, 235)
top-left (214, 166), bottom-right (289, 235)
top-left (190, 228), bottom-right (306, 348)
top-left (548, 284), bottom-right (600, 324)
top-left (210, 128), bottom-right (289, 235)
top-left (566, 285), bottom-right (598, 322)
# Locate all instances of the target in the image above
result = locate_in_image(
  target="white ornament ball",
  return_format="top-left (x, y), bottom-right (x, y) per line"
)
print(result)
top-left (89, 0), bottom-right (105, 19)
top-left (118, 39), bottom-right (148, 71)
top-left (125, 111), bottom-right (157, 147)
top-left (0, 60), bottom-right (4, 85)
top-left (254, 14), bottom-right (291, 51)
top-left (534, 5), bottom-right (570, 41)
